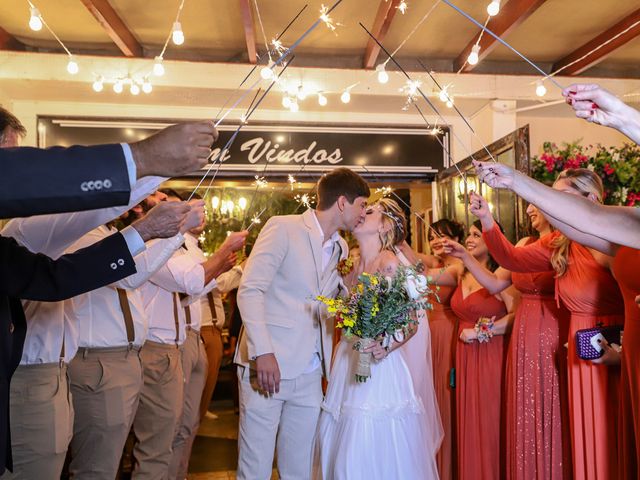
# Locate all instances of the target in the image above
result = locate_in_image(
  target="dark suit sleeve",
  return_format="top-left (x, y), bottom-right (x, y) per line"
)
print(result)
top-left (0, 232), bottom-right (136, 301)
top-left (0, 144), bottom-right (131, 219)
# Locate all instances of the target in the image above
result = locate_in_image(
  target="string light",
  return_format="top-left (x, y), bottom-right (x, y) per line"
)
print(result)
top-left (376, 63), bottom-right (389, 84)
top-left (153, 57), bottom-right (165, 76)
top-left (340, 89), bottom-right (351, 104)
top-left (142, 78), bottom-right (153, 94)
top-left (318, 93), bottom-right (328, 106)
top-left (66, 56), bottom-right (79, 75)
top-left (487, 0), bottom-right (500, 16)
top-left (113, 81), bottom-right (123, 94)
top-left (92, 77), bottom-right (104, 92)
top-left (238, 197), bottom-right (248, 210)
top-left (171, 21), bottom-right (184, 45)
top-left (289, 100), bottom-right (300, 112)
top-left (296, 85), bottom-right (307, 100)
top-left (535, 80), bottom-right (547, 97)
top-left (260, 62), bottom-right (275, 80)
top-left (130, 83), bottom-right (140, 95)
top-left (397, 1), bottom-right (408, 14)
top-left (282, 96), bottom-right (292, 108)
top-left (28, 6), bottom-right (42, 31)
top-left (467, 44), bottom-right (481, 65)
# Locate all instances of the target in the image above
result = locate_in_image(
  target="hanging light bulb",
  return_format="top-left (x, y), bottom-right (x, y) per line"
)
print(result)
top-left (130, 83), bottom-right (140, 95)
top-left (289, 100), bottom-right (299, 113)
top-left (171, 21), bottom-right (184, 45)
top-left (142, 79), bottom-right (152, 94)
top-left (439, 88), bottom-right (449, 103)
top-left (113, 81), bottom-right (123, 94)
top-left (376, 63), bottom-right (389, 84)
top-left (29, 7), bottom-right (42, 31)
top-left (153, 56), bottom-right (165, 76)
top-left (318, 93), bottom-right (327, 106)
top-left (260, 65), bottom-right (274, 80)
top-left (297, 85), bottom-right (307, 101)
top-left (282, 96), bottom-right (292, 109)
top-left (340, 89), bottom-right (351, 104)
top-left (287, 84), bottom-right (298, 98)
top-left (211, 196), bottom-right (220, 210)
top-left (238, 197), bottom-right (247, 210)
top-left (487, 0), bottom-right (501, 16)
top-left (467, 44), bottom-right (481, 65)
top-left (66, 56), bottom-right (79, 75)
top-left (535, 80), bottom-right (547, 97)
top-left (92, 77), bottom-right (104, 92)
top-left (446, 96), bottom-right (454, 108)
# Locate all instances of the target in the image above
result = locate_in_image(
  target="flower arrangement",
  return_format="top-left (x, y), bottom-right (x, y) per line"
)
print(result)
top-left (531, 141), bottom-right (640, 206)
top-left (474, 316), bottom-right (495, 343)
top-left (317, 265), bottom-right (431, 382)
top-left (336, 257), bottom-right (354, 276)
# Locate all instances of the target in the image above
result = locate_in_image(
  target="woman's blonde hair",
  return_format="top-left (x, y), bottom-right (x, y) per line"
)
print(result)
top-left (376, 197), bottom-right (407, 251)
top-left (550, 168), bottom-right (604, 276)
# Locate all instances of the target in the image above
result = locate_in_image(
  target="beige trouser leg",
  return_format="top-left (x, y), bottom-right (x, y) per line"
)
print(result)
top-left (131, 341), bottom-right (184, 480)
top-left (1, 363), bottom-right (73, 480)
top-left (199, 325), bottom-right (223, 420)
top-left (169, 330), bottom-right (208, 479)
top-left (236, 366), bottom-right (322, 480)
top-left (68, 347), bottom-right (143, 479)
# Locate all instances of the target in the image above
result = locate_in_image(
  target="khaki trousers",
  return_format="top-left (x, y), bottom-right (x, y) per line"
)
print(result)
top-left (131, 341), bottom-right (184, 480)
top-left (199, 325), bottom-right (223, 420)
top-left (237, 366), bottom-right (322, 480)
top-left (68, 347), bottom-right (143, 479)
top-left (169, 330), bottom-right (208, 479)
top-left (1, 363), bottom-right (73, 480)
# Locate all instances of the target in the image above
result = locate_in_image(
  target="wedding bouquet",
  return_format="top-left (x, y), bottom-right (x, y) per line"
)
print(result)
top-left (317, 264), bottom-right (431, 382)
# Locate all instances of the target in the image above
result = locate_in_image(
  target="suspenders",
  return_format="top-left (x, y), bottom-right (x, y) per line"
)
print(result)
top-left (116, 288), bottom-right (136, 348)
top-left (206, 292), bottom-right (218, 324)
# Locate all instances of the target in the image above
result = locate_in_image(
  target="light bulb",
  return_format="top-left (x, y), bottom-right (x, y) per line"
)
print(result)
top-left (29, 7), bottom-right (42, 31)
top-left (468, 44), bottom-right (481, 65)
top-left (239, 197), bottom-right (247, 210)
top-left (172, 21), bottom-right (184, 45)
top-left (211, 196), bottom-right (220, 209)
top-left (297, 85), bottom-right (307, 100)
top-left (282, 96), bottom-right (292, 109)
top-left (130, 83), bottom-right (140, 95)
top-left (227, 200), bottom-right (234, 212)
top-left (535, 80), bottom-right (547, 97)
top-left (376, 63), bottom-right (389, 84)
top-left (260, 66), bottom-right (273, 80)
top-left (340, 90), bottom-right (351, 104)
top-left (287, 84), bottom-right (298, 97)
top-left (92, 79), bottom-right (104, 92)
top-left (446, 97), bottom-right (454, 108)
top-left (142, 80), bottom-right (152, 94)
top-left (66, 57), bottom-right (79, 75)
top-left (289, 101), bottom-right (299, 113)
top-left (318, 93), bottom-right (327, 106)
top-left (153, 57), bottom-right (165, 76)
top-left (439, 89), bottom-right (449, 102)
top-left (487, 0), bottom-right (500, 16)
top-left (113, 81), bottom-right (123, 94)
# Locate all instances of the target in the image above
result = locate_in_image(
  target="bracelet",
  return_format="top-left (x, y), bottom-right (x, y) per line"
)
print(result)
top-left (474, 316), bottom-right (495, 343)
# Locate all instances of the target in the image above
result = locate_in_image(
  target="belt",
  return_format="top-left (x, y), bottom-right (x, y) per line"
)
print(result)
top-left (78, 345), bottom-right (142, 358)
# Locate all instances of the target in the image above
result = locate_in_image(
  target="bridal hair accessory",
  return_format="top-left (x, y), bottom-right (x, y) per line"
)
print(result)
top-left (474, 316), bottom-right (495, 343)
top-left (380, 209), bottom-right (405, 235)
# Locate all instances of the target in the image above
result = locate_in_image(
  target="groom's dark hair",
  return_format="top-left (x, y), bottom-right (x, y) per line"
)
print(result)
top-left (316, 168), bottom-right (370, 211)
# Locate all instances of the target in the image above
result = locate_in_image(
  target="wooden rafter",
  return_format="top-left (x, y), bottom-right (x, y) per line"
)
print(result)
top-left (455, 0), bottom-right (547, 73)
top-left (80, 0), bottom-right (142, 57)
top-left (363, 0), bottom-right (401, 69)
top-left (239, 0), bottom-right (258, 64)
top-left (552, 7), bottom-right (640, 76)
top-left (0, 25), bottom-right (25, 51)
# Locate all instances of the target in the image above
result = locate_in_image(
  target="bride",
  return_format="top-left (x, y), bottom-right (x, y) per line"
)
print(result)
top-left (313, 198), bottom-right (442, 480)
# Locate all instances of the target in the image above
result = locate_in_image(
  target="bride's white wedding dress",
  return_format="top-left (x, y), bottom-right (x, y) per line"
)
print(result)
top-left (313, 253), bottom-right (443, 480)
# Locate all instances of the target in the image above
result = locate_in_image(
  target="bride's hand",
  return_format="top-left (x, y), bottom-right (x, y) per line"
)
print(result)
top-left (364, 341), bottom-right (388, 361)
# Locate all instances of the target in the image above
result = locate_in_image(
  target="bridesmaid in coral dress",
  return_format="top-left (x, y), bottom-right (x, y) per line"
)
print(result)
top-left (444, 202), bottom-right (571, 480)
top-left (472, 169), bottom-right (624, 480)
top-left (427, 220), bottom-right (517, 480)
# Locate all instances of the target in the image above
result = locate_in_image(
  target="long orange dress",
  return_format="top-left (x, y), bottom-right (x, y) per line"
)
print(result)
top-left (450, 284), bottom-right (507, 480)
top-left (507, 252), bottom-right (572, 480)
top-left (428, 285), bottom-right (458, 480)
top-left (612, 246), bottom-right (640, 480)
top-left (484, 226), bottom-right (624, 480)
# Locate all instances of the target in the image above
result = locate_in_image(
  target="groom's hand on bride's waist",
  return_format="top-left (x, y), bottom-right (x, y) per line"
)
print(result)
top-left (255, 353), bottom-right (281, 395)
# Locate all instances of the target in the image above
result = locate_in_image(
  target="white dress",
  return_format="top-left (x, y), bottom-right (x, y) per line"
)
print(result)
top-left (313, 254), bottom-right (442, 480)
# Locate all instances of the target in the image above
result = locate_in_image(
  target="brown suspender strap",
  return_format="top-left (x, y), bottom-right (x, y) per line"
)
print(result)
top-left (178, 293), bottom-right (192, 326)
top-left (172, 293), bottom-right (180, 344)
top-left (116, 288), bottom-right (136, 345)
top-left (207, 292), bottom-right (218, 322)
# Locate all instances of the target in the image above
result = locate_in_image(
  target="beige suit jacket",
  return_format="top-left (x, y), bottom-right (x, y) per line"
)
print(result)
top-left (235, 209), bottom-right (347, 379)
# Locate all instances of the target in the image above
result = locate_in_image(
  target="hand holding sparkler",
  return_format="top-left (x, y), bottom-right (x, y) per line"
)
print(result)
top-left (473, 161), bottom-right (516, 190)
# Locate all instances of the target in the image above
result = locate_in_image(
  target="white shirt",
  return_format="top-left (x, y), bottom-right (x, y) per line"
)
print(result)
top-left (140, 239), bottom-right (218, 344)
top-left (64, 226), bottom-right (185, 349)
top-left (2, 148), bottom-right (165, 365)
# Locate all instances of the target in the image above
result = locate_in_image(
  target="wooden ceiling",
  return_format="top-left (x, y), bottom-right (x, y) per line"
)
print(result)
top-left (1, 0), bottom-right (639, 78)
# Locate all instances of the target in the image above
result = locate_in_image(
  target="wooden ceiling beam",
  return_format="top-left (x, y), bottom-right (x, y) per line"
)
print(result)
top-left (552, 7), bottom-right (640, 76)
top-left (0, 25), bottom-right (25, 51)
top-left (363, 0), bottom-right (402, 69)
top-left (238, 0), bottom-right (257, 64)
top-left (454, 0), bottom-right (547, 73)
top-left (80, 0), bottom-right (142, 57)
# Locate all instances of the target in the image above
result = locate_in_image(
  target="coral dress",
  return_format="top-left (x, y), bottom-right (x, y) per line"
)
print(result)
top-left (428, 285), bottom-right (458, 480)
top-left (612, 246), bottom-right (640, 480)
top-left (484, 226), bottom-right (624, 480)
top-left (450, 284), bottom-right (507, 480)
top-left (506, 244), bottom-right (572, 480)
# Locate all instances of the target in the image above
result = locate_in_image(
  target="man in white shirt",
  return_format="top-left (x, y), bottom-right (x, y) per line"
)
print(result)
top-left (133, 192), bottom-right (248, 479)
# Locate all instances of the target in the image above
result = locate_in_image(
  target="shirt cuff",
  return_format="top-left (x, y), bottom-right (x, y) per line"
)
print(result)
top-left (121, 143), bottom-right (137, 188)
top-left (121, 225), bottom-right (146, 257)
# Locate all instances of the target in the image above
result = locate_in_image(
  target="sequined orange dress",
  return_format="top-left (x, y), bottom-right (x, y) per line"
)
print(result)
top-left (428, 285), bottom-right (458, 480)
top-left (451, 284), bottom-right (507, 480)
top-left (612, 246), bottom-right (640, 480)
top-left (506, 242), bottom-right (572, 480)
top-left (484, 226), bottom-right (624, 480)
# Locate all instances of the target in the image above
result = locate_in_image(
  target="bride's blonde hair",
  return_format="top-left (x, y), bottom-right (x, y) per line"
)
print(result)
top-left (377, 198), bottom-right (407, 251)
top-left (550, 168), bottom-right (604, 277)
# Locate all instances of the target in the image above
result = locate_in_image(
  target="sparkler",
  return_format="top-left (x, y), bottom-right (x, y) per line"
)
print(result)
top-left (320, 4), bottom-right (343, 32)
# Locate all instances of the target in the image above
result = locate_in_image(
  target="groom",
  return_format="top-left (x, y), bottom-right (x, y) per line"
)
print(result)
top-left (235, 167), bottom-right (369, 479)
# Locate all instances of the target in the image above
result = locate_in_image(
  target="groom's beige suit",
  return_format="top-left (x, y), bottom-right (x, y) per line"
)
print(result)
top-left (235, 209), bottom-right (347, 480)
